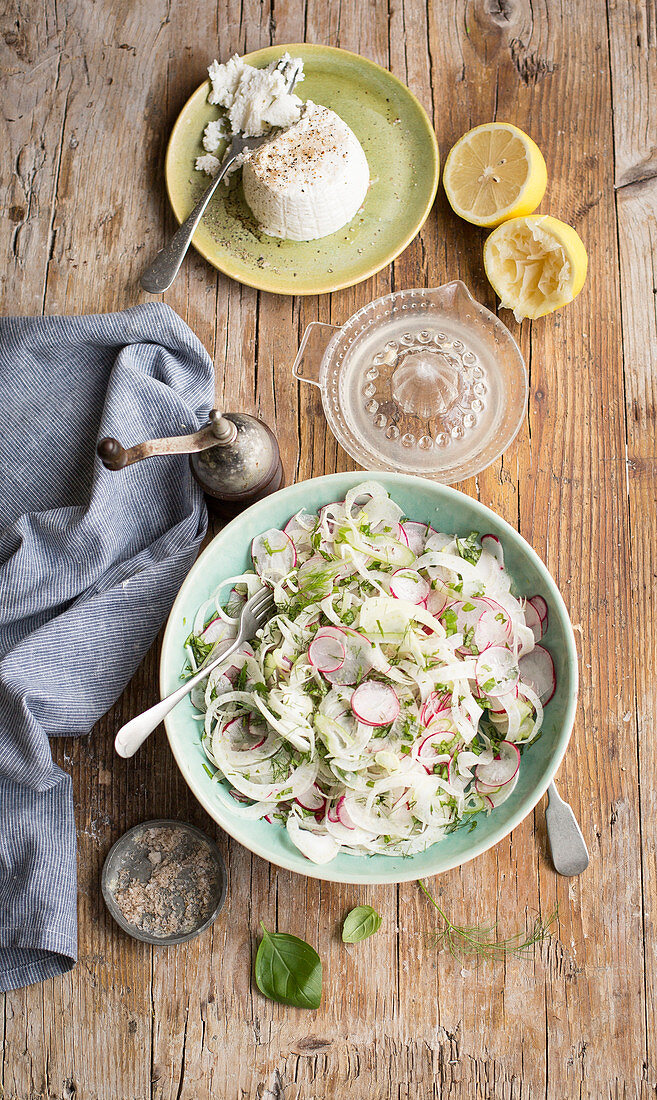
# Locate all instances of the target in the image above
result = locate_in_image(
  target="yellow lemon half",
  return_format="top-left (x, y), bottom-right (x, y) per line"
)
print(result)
top-left (483, 215), bottom-right (588, 322)
top-left (443, 122), bottom-right (548, 228)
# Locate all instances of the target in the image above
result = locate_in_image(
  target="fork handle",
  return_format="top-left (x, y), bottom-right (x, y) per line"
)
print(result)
top-left (114, 636), bottom-right (240, 758)
top-left (140, 151), bottom-right (238, 293)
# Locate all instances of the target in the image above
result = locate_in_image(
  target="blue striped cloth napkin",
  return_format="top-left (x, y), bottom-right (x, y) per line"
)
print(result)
top-left (0, 304), bottom-right (214, 991)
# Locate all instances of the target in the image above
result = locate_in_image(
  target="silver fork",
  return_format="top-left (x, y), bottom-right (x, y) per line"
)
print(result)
top-left (140, 57), bottom-right (302, 293)
top-left (114, 588), bottom-right (275, 758)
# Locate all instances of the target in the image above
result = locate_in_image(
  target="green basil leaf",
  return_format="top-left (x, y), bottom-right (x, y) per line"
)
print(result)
top-left (342, 905), bottom-right (382, 943)
top-left (255, 923), bottom-right (322, 1009)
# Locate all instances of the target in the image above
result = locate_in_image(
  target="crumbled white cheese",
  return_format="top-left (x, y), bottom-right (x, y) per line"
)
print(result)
top-left (207, 54), bottom-right (249, 107)
top-left (195, 153), bottom-right (221, 176)
top-left (202, 119), bottom-right (228, 152)
top-left (205, 51), bottom-right (304, 139)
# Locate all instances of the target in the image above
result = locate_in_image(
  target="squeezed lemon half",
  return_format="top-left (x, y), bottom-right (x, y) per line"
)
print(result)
top-left (443, 122), bottom-right (547, 228)
top-left (483, 215), bottom-right (588, 322)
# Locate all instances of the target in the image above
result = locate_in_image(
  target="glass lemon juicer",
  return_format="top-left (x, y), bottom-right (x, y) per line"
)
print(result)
top-left (292, 281), bottom-right (527, 482)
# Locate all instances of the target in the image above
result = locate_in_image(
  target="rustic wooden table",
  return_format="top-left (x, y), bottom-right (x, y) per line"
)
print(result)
top-left (2, 0), bottom-right (656, 1096)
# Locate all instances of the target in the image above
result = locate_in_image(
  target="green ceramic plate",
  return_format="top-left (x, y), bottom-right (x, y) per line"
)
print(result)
top-left (161, 473), bottom-right (579, 885)
top-left (164, 44), bottom-right (440, 295)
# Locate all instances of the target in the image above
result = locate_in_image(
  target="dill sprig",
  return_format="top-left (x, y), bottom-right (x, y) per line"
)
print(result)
top-left (417, 879), bottom-right (558, 962)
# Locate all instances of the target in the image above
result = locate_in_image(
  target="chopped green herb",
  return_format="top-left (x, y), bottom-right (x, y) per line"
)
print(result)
top-left (439, 608), bottom-right (458, 637)
top-left (456, 531), bottom-right (482, 566)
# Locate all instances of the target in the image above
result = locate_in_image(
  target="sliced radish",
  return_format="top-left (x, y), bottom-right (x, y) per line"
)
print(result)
top-left (389, 568), bottom-right (430, 605)
top-left (296, 554), bottom-right (340, 600)
top-left (224, 715), bottom-right (269, 752)
top-left (519, 645), bottom-right (556, 704)
top-left (475, 741), bottom-right (520, 787)
top-left (336, 795), bottom-right (356, 829)
top-left (284, 509), bottom-right (316, 542)
top-left (401, 521), bottom-right (435, 556)
top-left (248, 717), bottom-right (267, 749)
top-left (425, 589), bottom-right (447, 617)
top-left (484, 771), bottom-right (519, 807)
top-left (529, 594), bottom-right (548, 623)
top-left (229, 789), bottom-right (250, 804)
top-left (200, 617), bottom-right (236, 645)
top-left (475, 645), bottom-right (519, 697)
top-left (414, 726), bottom-right (452, 773)
top-left (225, 586), bottom-right (247, 617)
top-left (323, 627), bottom-right (378, 686)
top-left (416, 726), bottom-right (452, 757)
top-left (528, 594), bottom-right (548, 638)
top-left (475, 605), bottom-right (512, 649)
top-left (351, 681), bottom-right (400, 726)
top-left (308, 631), bottom-right (346, 673)
top-left (481, 534), bottom-right (504, 568)
top-left (223, 715), bottom-right (249, 746)
top-left (251, 528), bottom-right (296, 583)
top-left (421, 691), bottom-right (452, 725)
top-left (454, 597), bottom-right (486, 634)
top-left (524, 601), bottom-right (543, 642)
top-left (295, 784), bottom-right (326, 813)
top-left (327, 803), bottom-right (340, 824)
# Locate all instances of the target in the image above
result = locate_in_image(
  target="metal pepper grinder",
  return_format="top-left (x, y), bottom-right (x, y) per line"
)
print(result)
top-left (97, 410), bottom-right (284, 517)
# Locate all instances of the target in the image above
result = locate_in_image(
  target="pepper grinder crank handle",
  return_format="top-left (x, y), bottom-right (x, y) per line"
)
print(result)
top-left (97, 409), bottom-right (284, 516)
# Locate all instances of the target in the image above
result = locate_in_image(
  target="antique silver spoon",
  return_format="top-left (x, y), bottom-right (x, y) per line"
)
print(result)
top-left (545, 781), bottom-right (589, 876)
top-left (140, 58), bottom-right (302, 293)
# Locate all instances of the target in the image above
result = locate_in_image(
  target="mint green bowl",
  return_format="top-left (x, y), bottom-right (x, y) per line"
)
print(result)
top-left (161, 473), bottom-right (578, 884)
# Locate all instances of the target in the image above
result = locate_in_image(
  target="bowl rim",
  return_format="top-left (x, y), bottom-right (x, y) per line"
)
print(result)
top-left (161, 472), bottom-right (579, 884)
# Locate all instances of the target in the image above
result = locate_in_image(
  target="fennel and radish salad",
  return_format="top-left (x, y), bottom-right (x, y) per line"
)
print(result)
top-left (185, 481), bottom-right (555, 864)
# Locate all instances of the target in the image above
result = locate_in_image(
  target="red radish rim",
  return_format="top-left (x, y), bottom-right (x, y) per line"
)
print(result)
top-left (308, 633), bottom-right (346, 673)
top-left (421, 691), bottom-right (452, 725)
top-left (524, 602), bottom-right (543, 642)
top-left (351, 681), bottom-right (400, 726)
top-left (416, 728), bottom-right (451, 758)
top-left (474, 741), bottom-right (520, 787)
top-left (295, 784), bottom-right (326, 812)
top-left (336, 795), bottom-right (355, 828)
top-left (389, 568), bottom-right (430, 604)
top-left (519, 644), bottom-right (556, 705)
top-left (481, 533), bottom-right (504, 566)
top-left (529, 595), bottom-right (548, 623)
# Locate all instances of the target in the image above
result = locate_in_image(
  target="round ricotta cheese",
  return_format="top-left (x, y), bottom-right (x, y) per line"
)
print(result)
top-left (241, 102), bottom-right (370, 241)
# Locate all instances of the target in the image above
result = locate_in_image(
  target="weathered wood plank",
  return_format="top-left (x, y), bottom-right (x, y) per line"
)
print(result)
top-left (615, 174), bottom-right (657, 1097)
top-left (607, 0), bottom-right (657, 188)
